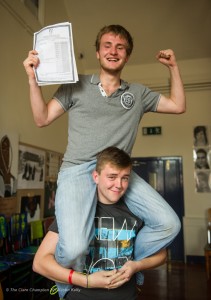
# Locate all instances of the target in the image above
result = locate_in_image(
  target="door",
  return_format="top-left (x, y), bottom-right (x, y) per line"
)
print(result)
top-left (132, 156), bottom-right (184, 261)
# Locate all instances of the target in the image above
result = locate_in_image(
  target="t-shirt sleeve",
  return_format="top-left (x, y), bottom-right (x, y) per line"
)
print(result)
top-left (48, 219), bottom-right (58, 233)
top-left (141, 85), bottom-right (161, 112)
top-left (53, 84), bottom-right (74, 111)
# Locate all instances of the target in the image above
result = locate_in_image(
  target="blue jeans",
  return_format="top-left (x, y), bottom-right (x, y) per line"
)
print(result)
top-left (55, 160), bottom-right (180, 298)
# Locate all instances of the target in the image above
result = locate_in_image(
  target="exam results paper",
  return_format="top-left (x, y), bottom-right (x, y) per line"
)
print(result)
top-left (33, 22), bottom-right (78, 86)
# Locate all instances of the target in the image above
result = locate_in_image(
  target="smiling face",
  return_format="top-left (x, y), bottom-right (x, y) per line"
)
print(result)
top-left (93, 162), bottom-right (131, 205)
top-left (96, 33), bottom-right (129, 73)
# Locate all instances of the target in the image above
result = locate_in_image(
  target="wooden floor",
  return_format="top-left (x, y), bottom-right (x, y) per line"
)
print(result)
top-left (1, 262), bottom-right (211, 299)
top-left (35, 262), bottom-right (211, 300)
top-left (138, 262), bottom-right (211, 300)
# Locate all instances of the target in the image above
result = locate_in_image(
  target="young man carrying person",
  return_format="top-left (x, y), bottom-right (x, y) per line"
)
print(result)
top-left (33, 147), bottom-right (167, 299)
top-left (23, 24), bottom-right (185, 297)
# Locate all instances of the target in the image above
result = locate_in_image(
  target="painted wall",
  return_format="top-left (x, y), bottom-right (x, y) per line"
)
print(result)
top-left (0, 0), bottom-right (210, 258)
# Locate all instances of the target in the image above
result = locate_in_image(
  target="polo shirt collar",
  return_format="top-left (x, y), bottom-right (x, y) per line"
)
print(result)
top-left (90, 74), bottom-right (129, 91)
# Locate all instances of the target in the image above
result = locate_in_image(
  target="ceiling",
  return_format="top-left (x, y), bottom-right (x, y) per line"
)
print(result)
top-left (62, 0), bottom-right (211, 70)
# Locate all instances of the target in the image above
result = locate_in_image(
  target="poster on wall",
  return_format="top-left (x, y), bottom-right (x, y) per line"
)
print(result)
top-left (18, 144), bottom-right (45, 189)
top-left (193, 125), bottom-right (209, 147)
top-left (193, 125), bottom-right (211, 193)
top-left (0, 131), bottom-right (19, 197)
top-left (44, 180), bottom-right (57, 218)
top-left (44, 150), bottom-right (62, 218)
top-left (194, 171), bottom-right (211, 193)
top-left (17, 189), bottom-right (44, 222)
top-left (45, 150), bottom-right (62, 180)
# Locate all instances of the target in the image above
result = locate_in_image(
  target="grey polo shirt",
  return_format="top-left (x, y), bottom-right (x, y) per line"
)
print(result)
top-left (53, 74), bottom-right (160, 167)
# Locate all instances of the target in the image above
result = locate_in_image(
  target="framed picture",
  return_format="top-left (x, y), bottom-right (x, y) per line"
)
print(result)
top-left (43, 150), bottom-right (62, 217)
top-left (194, 171), bottom-right (211, 193)
top-left (45, 150), bottom-right (62, 181)
top-left (193, 147), bottom-right (210, 170)
top-left (0, 131), bottom-right (19, 197)
top-left (17, 189), bottom-right (44, 222)
top-left (44, 180), bottom-right (56, 218)
top-left (18, 144), bottom-right (45, 189)
top-left (192, 125), bottom-right (211, 193)
top-left (193, 125), bottom-right (209, 147)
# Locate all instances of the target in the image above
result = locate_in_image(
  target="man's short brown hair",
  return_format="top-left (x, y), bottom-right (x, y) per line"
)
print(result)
top-left (96, 146), bottom-right (132, 174)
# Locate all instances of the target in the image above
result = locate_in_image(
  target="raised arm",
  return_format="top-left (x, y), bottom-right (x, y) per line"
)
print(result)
top-left (33, 231), bottom-right (121, 289)
top-left (156, 49), bottom-right (186, 114)
top-left (23, 50), bottom-right (65, 127)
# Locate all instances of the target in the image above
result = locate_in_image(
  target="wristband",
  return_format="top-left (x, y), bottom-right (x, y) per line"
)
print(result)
top-left (68, 269), bottom-right (74, 285)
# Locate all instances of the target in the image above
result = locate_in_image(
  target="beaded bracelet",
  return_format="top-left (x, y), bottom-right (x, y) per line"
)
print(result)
top-left (68, 269), bottom-right (75, 285)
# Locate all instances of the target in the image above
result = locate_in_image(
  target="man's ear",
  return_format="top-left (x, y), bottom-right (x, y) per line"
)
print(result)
top-left (125, 55), bottom-right (130, 63)
top-left (92, 170), bottom-right (99, 184)
top-left (96, 51), bottom-right (100, 60)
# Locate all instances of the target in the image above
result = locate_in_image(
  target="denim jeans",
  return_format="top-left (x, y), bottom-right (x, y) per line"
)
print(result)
top-left (55, 160), bottom-right (180, 298)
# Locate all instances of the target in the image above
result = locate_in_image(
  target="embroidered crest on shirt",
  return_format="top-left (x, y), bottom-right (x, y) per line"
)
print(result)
top-left (120, 92), bottom-right (135, 109)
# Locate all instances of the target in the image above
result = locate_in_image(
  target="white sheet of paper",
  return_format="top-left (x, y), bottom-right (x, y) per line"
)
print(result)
top-left (33, 22), bottom-right (78, 86)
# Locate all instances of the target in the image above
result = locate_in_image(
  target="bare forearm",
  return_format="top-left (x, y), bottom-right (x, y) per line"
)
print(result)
top-left (29, 79), bottom-right (49, 127)
top-left (23, 50), bottom-right (64, 127)
top-left (23, 51), bottom-right (49, 127)
top-left (32, 231), bottom-right (117, 289)
top-left (33, 253), bottom-right (119, 289)
top-left (33, 251), bottom-right (70, 283)
top-left (169, 65), bottom-right (186, 113)
top-left (156, 49), bottom-right (186, 114)
top-left (135, 249), bottom-right (167, 272)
